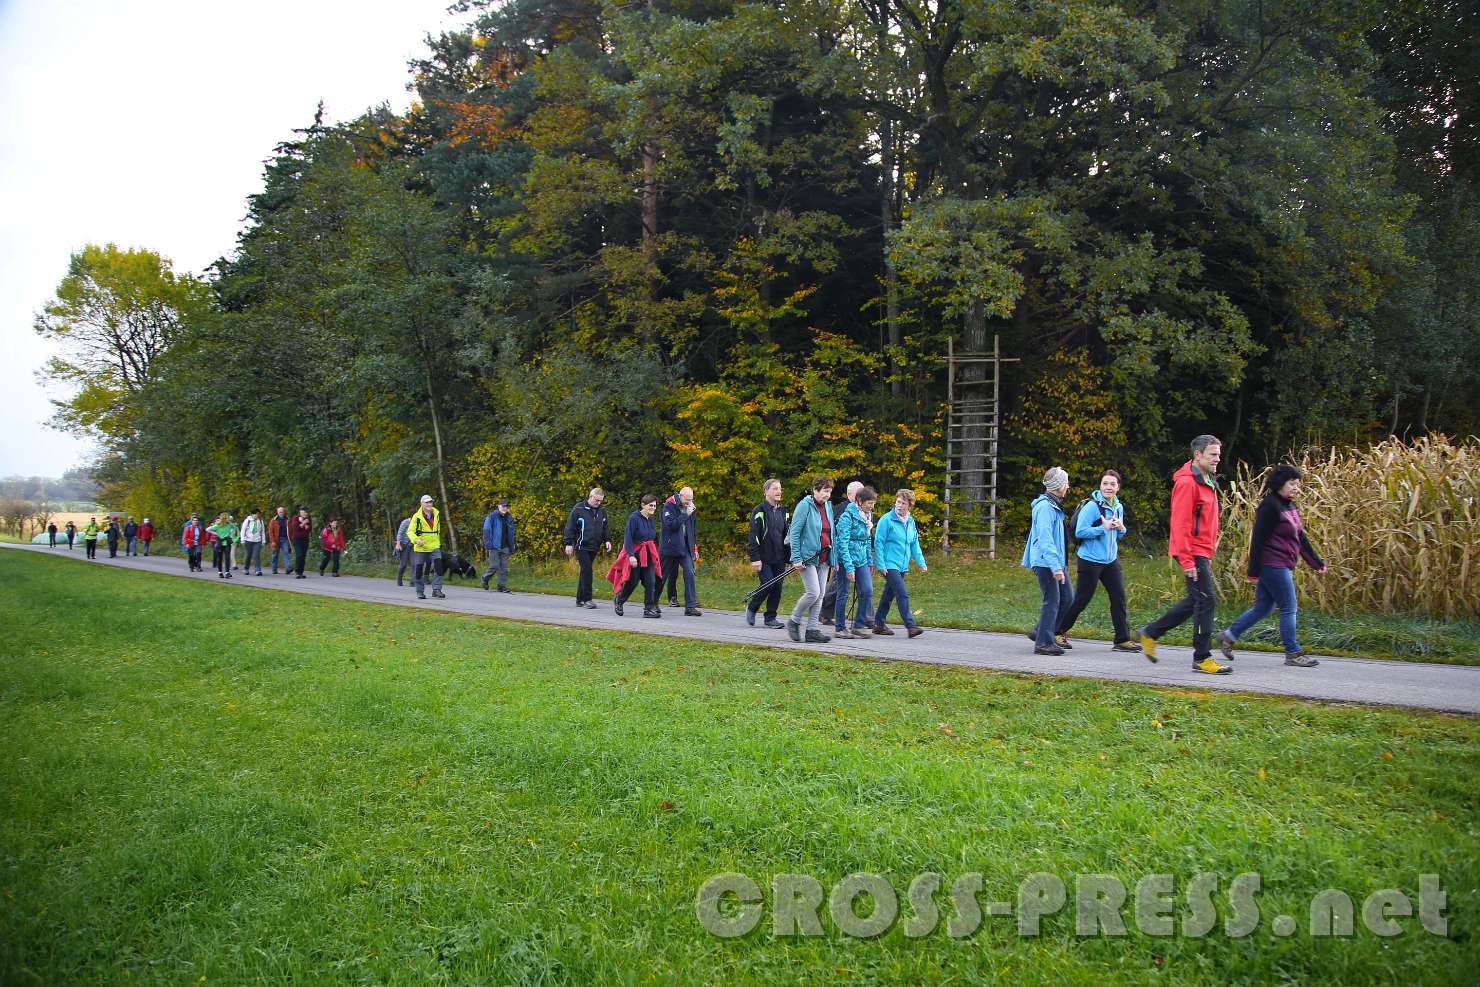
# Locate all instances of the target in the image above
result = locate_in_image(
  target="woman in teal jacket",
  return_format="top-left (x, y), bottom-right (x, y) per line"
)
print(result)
top-left (787, 476), bottom-right (836, 643)
top-left (1022, 468), bottom-right (1073, 654)
top-left (872, 488), bottom-right (928, 637)
top-left (832, 487), bottom-right (877, 638)
top-left (1055, 469), bottom-right (1140, 650)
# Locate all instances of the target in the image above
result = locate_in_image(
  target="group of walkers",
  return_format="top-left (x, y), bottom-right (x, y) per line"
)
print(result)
top-left (57, 433), bottom-right (1326, 672)
top-left (1024, 434), bottom-right (1327, 674)
top-left (561, 478), bottom-right (929, 641)
top-left (176, 508), bottom-right (343, 580)
top-left (51, 516), bottom-right (155, 557)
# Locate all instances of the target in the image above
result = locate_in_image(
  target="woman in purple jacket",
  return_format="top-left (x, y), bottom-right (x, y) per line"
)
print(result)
top-left (1217, 465), bottom-right (1327, 667)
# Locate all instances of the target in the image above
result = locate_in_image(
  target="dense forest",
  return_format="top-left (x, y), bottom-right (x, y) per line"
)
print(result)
top-left (36, 0), bottom-right (1478, 554)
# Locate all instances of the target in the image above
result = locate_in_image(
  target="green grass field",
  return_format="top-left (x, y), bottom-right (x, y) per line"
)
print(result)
top-left (342, 544), bottom-right (1480, 664)
top-left (1, 551), bottom-right (1476, 984)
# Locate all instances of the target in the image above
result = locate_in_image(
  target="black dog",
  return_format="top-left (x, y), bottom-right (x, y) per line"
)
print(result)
top-left (439, 553), bottom-right (478, 579)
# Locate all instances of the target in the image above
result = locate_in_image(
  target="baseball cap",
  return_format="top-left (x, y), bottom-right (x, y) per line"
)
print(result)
top-left (420, 494), bottom-right (434, 503)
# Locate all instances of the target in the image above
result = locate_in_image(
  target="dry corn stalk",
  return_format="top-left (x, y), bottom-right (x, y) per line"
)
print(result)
top-left (1214, 435), bottom-right (1480, 620)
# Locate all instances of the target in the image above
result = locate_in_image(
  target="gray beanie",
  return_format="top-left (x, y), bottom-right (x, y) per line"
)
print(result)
top-left (1042, 467), bottom-right (1069, 492)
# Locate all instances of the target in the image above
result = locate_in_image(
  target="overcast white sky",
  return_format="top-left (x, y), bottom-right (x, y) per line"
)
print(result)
top-left (0, 0), bottom-right (466, 477)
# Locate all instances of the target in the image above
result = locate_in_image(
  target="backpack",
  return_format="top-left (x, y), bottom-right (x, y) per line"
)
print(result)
top-left (1066, 498), bottom-right (1102, 546)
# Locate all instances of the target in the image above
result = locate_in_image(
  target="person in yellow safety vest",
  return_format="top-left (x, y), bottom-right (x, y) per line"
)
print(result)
top-left (410, 494), bottom-right (445, 600)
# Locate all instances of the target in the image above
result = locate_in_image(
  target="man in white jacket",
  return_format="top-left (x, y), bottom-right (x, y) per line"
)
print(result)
top-left (240, 509), bottom-right (267, 575)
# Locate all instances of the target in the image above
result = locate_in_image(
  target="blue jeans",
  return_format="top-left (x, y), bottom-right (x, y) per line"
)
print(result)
top-left (834, 565), bottom-right (874, 630)
top-left (271, 541), bottom-right (293, 571)
top-left (1228, 565), bottom-right (1300, 652)
top-left (1032, 566), bottom-right (1074, 648)
top-left (663, 552), bottom-right (697, 608)
top-left (873, 569), bottom-right (917, 629)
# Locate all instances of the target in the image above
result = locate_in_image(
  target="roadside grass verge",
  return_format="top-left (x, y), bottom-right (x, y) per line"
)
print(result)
top-left (2, 551), bottom-right (1475, 984)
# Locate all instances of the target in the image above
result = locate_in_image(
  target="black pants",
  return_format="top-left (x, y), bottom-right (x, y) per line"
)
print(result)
top-left (1057, 558), bottom-right (1131, 642)
top-left (320, 549), bottom-right (341, 575)
top-left (107, 539), bottom-right (119, 558)
top-left (575, 549), bottom-right (597, 603)
top-left (1144, 555), bottom-right (1216, 660)
top-left (749, 561), bottom-right (787, 619)
top-left (188, 547), bottom-right (202, 570)
top-left (215, 540), bottom-right (233, 574)
top-left (616, 563), bottom-right (658, 609)
top-left (292, 539), bottom-right (309, 576)
top-left (85, 539), bottom-right (97, 559)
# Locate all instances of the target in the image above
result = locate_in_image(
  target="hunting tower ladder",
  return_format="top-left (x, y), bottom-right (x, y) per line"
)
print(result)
top-left (943, 335), bottom-right (1017, 558)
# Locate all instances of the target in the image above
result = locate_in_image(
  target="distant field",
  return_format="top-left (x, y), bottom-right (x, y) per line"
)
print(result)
top-left (1, 551), bottom-right (1475, 984)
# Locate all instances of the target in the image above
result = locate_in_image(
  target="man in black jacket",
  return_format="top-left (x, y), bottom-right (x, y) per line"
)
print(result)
top-left (661, 486), bottom-right (701, 615)
top-left (746, 478), bottom-right (789, 628)
top-left (563, 488), bottom-right (611, 608)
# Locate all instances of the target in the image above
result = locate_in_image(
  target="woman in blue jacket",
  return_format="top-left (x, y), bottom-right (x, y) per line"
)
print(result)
top-left (1055, 469), bottom-right (1141, 651)
top-left (787, 476), bottom-right (836, 643)
top-left (872, 488), bottom-right (928, 637)
top-left (1023, 468), bottom-right (1073, 655)
top-left (832, 486), bottom-right (877, 639)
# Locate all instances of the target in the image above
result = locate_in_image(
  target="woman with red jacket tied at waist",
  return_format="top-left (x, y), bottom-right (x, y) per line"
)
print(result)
top-left (1216, 465), bottom-right (1327, 668)
top-left (608, 494), bottom-right (664, 618)
top-left (319, 518), bottom-right (347, 576)
top-left (1137, 434), bottom-right (1232, 674)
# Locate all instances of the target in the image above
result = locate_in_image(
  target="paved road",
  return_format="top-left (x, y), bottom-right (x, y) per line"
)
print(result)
top-left (7, 542), bottom-right (1479, 715)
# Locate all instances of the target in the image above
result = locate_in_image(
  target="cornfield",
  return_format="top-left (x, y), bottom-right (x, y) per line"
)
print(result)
top-left (1213, 436), bottom-right (1480, 620)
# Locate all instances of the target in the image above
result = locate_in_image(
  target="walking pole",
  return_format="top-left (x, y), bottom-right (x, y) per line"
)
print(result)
top-left (743, 561), bottom-right (799, 607)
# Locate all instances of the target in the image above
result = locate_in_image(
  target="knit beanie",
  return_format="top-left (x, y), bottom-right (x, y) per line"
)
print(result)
top-left (1042, 467), bottom-right (1069, 492)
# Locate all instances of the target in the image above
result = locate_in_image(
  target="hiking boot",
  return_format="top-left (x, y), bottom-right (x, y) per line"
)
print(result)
top-left (1034, 645), bottom-right (1065, 656)
top-left (850, 626), bottom-right (872, 639)
top-left (684, 608), bottom-right (703, 617)
top-left (1136, 628), bottom-right (1158, 662)
top-left (1216, 630), bottom-right (1237, 661)
top-left (1111, 640), bottom-right (1143, 652)
top-left (872, 622), bottom-right (895, 636)
top-left (786, 620), bottom-right (801, 642)
top-left (643, 608), bottom-right (661, 619)
top-left (614, 603), bottom-right (624, 616)
top-left (498, 587), bottom-right (511, 593)
top-left (417, 592), bottom-right (427, 600)
top-left (834, 627), bottom-right (854, 639)
top-left (432, 590), bottom-right (446, 599)
top-left (764, 618), bottom-right (785, 629)
top-left (907, 626), bottom-right (924, 639)
top-left (1055, 634), bottom-right (1073, 649)
top-left (576, 599), bottom-right (587, 607)
top-left (746, 610), bottom-right (757, 626)
top-left (480, 575), bottom-right (490, 590)
top-left (1285, 651), bottom-right (1319, 667)
top-left (804, 629), bottom-right (832, 644)
top-left (1193, 657), bottom-right (1232, 675)
top-left (584, 601), bottom-right (598, 609)
top-left (667, 597), bottom-right (678, 608)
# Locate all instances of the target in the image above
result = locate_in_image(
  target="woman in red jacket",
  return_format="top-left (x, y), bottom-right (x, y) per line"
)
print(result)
top-left (319, 518), bottom-right (347, 576)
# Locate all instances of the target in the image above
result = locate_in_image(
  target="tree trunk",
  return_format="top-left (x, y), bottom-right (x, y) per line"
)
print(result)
top-left (420, 356), bottom-right (458, 555)
top-left (1415, 386), bottom-right (1432, 436)
top-left (876, 14), bottom-right (901, 396)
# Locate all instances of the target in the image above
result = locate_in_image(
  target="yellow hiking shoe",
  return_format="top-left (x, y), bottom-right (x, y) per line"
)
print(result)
top-left (1193, 657), bottom-right (1233, 675)
top-left (1136, 628), bottom-right (1158, 663)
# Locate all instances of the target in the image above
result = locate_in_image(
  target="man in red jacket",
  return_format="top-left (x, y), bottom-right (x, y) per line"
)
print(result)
top-left (1138, 434), bottom-right (1232, 674)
